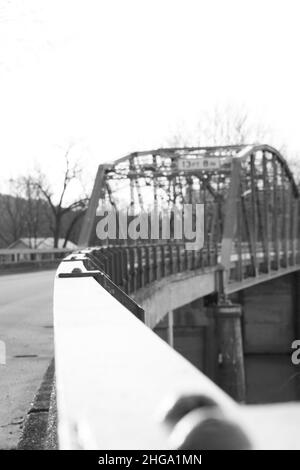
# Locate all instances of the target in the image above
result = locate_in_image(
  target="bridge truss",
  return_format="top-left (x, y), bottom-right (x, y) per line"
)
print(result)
top-left (78, 144), bottom-right (300, 293)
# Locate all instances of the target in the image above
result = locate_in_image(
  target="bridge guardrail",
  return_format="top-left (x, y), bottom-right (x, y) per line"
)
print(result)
top-left (84, 242), bottom-right (217, 296)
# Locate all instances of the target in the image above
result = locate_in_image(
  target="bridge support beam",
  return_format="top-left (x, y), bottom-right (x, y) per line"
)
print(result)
top-left (215, 302), bottom-right (246, 403)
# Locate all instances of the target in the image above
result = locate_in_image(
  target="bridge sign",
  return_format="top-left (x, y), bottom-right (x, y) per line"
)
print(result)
top-left (177, 156), bottom-right (221, 171)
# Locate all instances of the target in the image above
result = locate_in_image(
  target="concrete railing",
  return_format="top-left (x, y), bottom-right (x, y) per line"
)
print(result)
top-left (54, 253), bottom-right (300, 449)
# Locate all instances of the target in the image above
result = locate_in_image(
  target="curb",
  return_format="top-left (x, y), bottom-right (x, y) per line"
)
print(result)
top-left (17, 358), bottom-right (56, 450)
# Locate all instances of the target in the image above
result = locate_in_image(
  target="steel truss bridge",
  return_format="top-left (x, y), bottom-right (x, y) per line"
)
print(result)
top-left (76, 144), bottom-right (300, 295)
top-left (54, 144), bottom-right (300, 450)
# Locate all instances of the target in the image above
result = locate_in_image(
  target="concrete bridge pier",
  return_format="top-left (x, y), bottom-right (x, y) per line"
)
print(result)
top-left (214, 302), bottom-right (246, 403)
top-left (153, 296), bottom-right (246, 402)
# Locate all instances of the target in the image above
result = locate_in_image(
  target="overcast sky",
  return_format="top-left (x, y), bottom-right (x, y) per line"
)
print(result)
top-left (1, 0), bottom-right (300, 193)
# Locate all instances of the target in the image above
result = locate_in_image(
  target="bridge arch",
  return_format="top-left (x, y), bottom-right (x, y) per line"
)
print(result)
top-left (221, 144), bottom-right (299, 287)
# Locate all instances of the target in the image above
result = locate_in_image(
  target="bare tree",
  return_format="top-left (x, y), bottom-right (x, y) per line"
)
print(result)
top-left (167, 105), bottom-right (270, 147)
top-left (19, 176), bottom-right (47, 247)
top-left (32, 147), bottom-right (89, 247)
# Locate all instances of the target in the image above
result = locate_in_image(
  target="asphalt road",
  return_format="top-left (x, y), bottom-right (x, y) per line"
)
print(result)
top-left (0, 270), bottom-right (56, 449)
